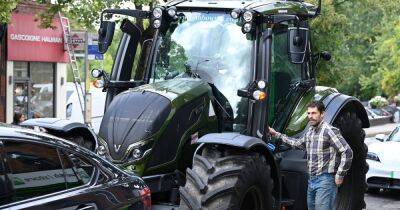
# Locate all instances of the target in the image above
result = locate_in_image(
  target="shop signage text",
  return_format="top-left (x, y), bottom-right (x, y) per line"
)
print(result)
top-left (10, 33), bottom-right (63, 43)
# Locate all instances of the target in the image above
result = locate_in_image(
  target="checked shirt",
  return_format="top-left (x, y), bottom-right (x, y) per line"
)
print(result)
top-left (277, 121), bottom-right (353, 180)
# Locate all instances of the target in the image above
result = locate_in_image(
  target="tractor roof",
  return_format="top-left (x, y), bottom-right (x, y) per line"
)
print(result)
top-left (165, 0), bottom-right (317, 16)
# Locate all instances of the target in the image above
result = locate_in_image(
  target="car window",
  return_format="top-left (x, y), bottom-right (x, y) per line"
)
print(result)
top-left (0, 145), bottom-right (13, 206)
top-left (59, 150), bottom-right (95, 188)
top-left (3, 141), bottom-right (67, 203)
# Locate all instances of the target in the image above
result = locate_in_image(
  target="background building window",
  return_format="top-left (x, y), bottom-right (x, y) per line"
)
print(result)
top-left (13, 61), bottom-right (55, 120)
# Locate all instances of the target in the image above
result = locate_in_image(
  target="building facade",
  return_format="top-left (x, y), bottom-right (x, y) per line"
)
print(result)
top-left (0, 1), bottom-right (68, 123)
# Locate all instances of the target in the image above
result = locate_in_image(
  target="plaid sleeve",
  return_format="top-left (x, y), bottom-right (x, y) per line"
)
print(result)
top-left (277, 132), bottom-right (306, 150)
top-left (327, 127), bottom-right (353, 180)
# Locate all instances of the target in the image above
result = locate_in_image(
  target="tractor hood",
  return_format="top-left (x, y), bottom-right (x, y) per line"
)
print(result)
top-left (99, 78), bottom-right (210, 161)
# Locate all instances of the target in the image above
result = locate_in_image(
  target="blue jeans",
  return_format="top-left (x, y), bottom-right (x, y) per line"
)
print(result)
top-left (307, 173), bottom-right (338, 210)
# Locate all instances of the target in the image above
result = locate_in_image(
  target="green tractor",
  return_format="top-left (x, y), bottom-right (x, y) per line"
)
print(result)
top-left (74, 0), bottom-right (371, 209)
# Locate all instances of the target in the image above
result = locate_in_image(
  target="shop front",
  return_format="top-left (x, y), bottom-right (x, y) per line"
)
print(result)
top-left (1, 2), bottom-right (68, 123)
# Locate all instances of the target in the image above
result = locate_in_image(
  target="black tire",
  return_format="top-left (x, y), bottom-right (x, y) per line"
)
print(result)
top-left (179, 146), bottom-right (273, 210)
top-left (333, 111), bottom-right (368, 210)
top-left (366, 187), bottom-right (380, 194)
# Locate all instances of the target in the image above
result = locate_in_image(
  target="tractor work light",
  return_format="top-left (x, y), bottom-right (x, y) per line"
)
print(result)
top-left (257, 80), bottom-right (266, 89)
top-left (242, 23), bottom-right (253, 33)
top-left (230, 9), bottom-right (241, 19)
top-left (167, 6), bottom-right (177, 17)
top-left (91, 69), bottom-right (103, 78)
top-left (153, 19), bottom-right (161, 29)
top-left (243, 10), bottom-right (253, 22)
top-left (152, 7), bottom-right (163, 19)
top-left (253, 90), bottom-right (266, 101)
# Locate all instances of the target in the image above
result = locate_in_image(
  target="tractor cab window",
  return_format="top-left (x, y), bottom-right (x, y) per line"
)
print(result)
top-left (268, 24), bottom-right (303, 123)
top-left (152, 12), bottom-right (253, 132)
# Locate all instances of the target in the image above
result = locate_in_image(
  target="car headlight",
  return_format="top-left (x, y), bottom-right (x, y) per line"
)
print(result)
top-left (366, 152), bottom-right (380, 162)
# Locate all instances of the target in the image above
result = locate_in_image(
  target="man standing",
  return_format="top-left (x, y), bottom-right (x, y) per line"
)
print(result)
top-left (269, 101), bottom-right (353, 210)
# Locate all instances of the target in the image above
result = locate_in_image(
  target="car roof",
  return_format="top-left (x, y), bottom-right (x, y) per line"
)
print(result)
top-left (0, 123), bottom-right (88, 153)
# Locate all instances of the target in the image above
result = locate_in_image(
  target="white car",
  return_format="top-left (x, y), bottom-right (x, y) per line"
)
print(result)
top-left (66, 83), bottom-right (106, 133)
top-left (366, 126), bottom-right (400, 192)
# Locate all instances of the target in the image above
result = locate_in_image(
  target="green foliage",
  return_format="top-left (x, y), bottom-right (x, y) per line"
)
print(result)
top-left (0, 0), bottom-right (19, 23)
top-left (369, 96), bottom-right (389, 108)
top-left (307, 0), bottom-right (400, 100)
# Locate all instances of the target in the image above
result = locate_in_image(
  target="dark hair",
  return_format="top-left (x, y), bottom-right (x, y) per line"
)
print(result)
top-left (307, 101), bottom-right (325, 113)
top-left (13, 112), bottom-right (23, 124)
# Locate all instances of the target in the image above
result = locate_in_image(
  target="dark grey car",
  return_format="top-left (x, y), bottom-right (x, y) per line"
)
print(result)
top-left (0, 124), bottom-right (151, 210)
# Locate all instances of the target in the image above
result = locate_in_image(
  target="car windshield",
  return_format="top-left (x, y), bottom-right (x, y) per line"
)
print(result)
top-left (388, 127), bottom-right (400, 142)
top-left (151, 11), bottom-right (253, 127)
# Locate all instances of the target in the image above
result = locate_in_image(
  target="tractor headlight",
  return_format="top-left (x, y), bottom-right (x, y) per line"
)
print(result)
top-left (230, 9), bottom-right (241, 19)
top-left (153, 19), bottom-right (162, 29)
top-left (167, 6), bottom-right (177, 17)
top-left (130, 141), bottom-right (153, 161)
top-left (242, 23), bottom-right (253, 33)
top-left (243, 10), bottom-right (253, 22)
top-left (97, 145), bottom-right (106, 156)
top-left (132, 148), bottom-right (143, 159)
top-left (366, 152), bottom-right (380, 162)
top-left (152, 7), bottom-right (163, 19)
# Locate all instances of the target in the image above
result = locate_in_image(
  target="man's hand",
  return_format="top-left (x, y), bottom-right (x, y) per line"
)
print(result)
top-left (335, 178), bottom-right (343, 186)
top-left (268, 127), bottom-right (279, 137)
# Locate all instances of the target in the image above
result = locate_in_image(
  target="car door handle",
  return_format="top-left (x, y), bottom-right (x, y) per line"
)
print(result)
top-left (76, 204), bottom-right (96, 210)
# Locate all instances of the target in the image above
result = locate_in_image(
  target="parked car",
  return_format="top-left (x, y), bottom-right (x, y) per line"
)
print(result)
top-left (382, 105), bottom-right (400, 123)
top-left (364, 107), bottom-right (393, 126)
top-left (0, 124), bottom-right (151, 210)
top-left (366, 125), bottom-right (400, 192)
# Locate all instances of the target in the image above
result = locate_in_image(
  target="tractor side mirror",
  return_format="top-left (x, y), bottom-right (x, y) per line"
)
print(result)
top-left (98, 21), bottom-right (116, 54)
top-left (288, 27), bottom-right (309, 64)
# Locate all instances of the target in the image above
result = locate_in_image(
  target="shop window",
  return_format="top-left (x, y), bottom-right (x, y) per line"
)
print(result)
top-left (13, 61), bottom-right (55, 120)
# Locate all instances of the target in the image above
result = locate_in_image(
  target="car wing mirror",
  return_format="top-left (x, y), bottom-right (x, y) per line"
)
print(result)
top-left (98, 21), bottom-right (116, 54)
top-left (288, 27), bottom-right (309, 64)
top-left (374, 134), bottom-right (386, 142)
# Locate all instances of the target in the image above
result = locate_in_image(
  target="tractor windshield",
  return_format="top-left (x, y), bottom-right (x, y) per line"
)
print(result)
top-left (151, 12), bottom-right (253, 130)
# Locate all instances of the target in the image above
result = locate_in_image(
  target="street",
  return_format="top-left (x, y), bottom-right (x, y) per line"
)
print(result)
top-left (365, 190), bottom-right (400, 210)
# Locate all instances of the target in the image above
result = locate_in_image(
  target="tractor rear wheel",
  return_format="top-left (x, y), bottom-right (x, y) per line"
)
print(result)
top-left (333, 110), bottom-right (368, 210)
top-left (179, 146), bottom-right (273, 210)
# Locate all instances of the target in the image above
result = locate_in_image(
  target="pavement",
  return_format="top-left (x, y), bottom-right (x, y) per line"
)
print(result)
top-left (365, 190), bottom-right (400, 210)
top-left (364, 123), bottom-right (398, 137)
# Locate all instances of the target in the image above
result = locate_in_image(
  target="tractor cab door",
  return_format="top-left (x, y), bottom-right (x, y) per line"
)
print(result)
top-left (268, 23), bottom-right (313, 132)
top-left (98, 10), bottom-right (154, 110)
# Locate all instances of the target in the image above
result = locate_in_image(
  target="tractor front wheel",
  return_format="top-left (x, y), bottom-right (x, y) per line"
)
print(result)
top-left (179, 146), bottom-right (273, 210)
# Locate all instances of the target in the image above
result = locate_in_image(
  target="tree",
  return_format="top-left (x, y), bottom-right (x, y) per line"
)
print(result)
top-left (0, 0), bottom-right (19, 23)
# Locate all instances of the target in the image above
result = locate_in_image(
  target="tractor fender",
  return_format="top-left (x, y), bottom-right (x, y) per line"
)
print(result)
top-left (195, 132), bottom-right (281, 209)
top-left (21, 118), bottom-right (98, 149)
top-left (322, 93), bottom-right (370, 128)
